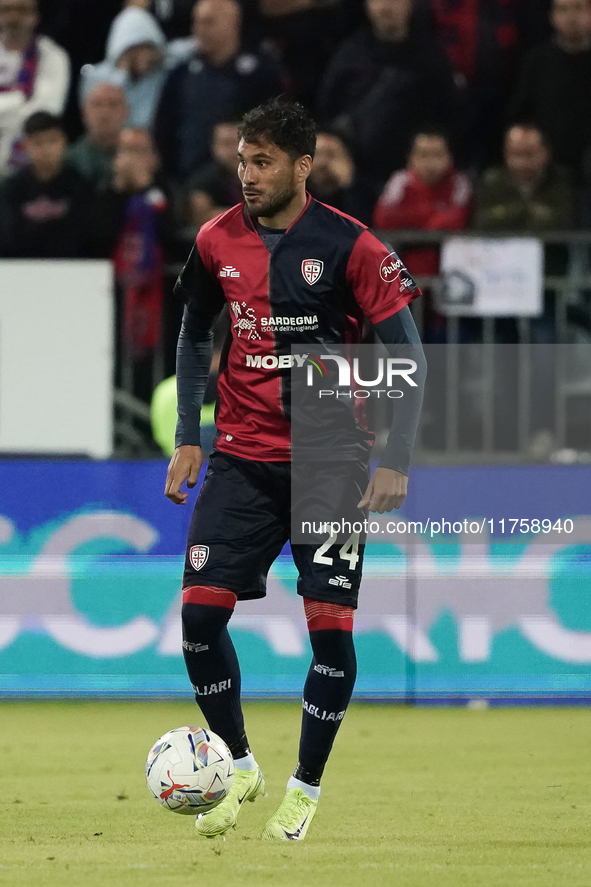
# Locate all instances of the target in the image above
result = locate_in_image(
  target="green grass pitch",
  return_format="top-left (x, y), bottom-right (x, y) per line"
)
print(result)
top-left (1, 701), bottom-right (590, 887)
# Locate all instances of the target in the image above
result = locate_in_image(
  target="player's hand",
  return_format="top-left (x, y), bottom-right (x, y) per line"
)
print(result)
top-left (358, 467), bottom-right (408, 513)
top-left (164, 445), bottom-right (203, 505)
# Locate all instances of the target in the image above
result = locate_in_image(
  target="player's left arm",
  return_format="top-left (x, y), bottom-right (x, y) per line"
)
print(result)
top-left (346, 229), bottom-right (427, 513)
top-left (358, 306), bottom-right (426, 512)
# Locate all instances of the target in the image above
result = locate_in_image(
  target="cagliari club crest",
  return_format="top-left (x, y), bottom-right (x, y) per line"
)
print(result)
top-left (190, 545), bottom-right (209, 571)
top-left (302, 259), bottom-right (324, 285)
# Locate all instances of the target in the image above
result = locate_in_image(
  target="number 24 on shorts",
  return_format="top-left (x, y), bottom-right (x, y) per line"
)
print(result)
top-left (313, 532), bottom-right (360, 569)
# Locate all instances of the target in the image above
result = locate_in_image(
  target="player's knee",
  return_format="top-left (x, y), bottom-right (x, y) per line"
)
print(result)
top-left (303, 597), bottom-right (354, 633)
top-left (182, 603), bottom-right (230, 641)
top-left (183, 585), bottom-right (238, 609)
top-left (181, 588), bottom-right (237, 640)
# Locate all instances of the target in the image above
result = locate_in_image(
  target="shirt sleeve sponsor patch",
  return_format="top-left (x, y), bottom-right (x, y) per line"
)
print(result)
top-left (379, 252), bottom-right (415, 290)
top-left (346, 230), bottom-right (420, 325)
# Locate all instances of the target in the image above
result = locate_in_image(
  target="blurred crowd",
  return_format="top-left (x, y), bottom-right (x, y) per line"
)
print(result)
top-left (1, 0), bottom-right (591, 395)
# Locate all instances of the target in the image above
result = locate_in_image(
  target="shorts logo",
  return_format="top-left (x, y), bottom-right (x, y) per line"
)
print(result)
top-left (328, 575), bottom-right (352, 589)
top-left (190, 545), bottom-right (209, 571)
top-left (220, 265), bottom-right (240, 278)
top-left (302, 259), bottom-right (324, 285)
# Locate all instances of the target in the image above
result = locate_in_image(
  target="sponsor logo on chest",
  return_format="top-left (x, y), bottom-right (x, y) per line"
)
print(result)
top-left (231, 300), bottom-right (319, 339)
top-left (221, 257), bottom-right (324, 334)
top-left (230, 301), bottom-right (261, 340)
top-left (246, 353), bottom-right (309, 369)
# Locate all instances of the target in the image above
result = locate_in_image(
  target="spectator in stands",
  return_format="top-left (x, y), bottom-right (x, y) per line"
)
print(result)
top-left (65, 82), bottom-right (129, 186)
top-left (94, 127), bottom-right (174, 403)
top-left (473, 122), bottom-right (574, 452)
top-left (318, 0), bottom-right (458, 187)
top-left (187, 120), bottom-right (242, 228)
top-left (125, 0), bottom-right (196, 40)
top-left (373, 127), bottom-right (471, 342)
top-left (155, 0), bottom-right (286, 183)
top-left (80, 5), bottom-right (181, 131)
top-left (307, 130), bottom-right (376, 225)
top-left (0, 111), bottom-right (93, 257)
top-left (0, 0), bottom-right (70, 174)
top-left (508, 0), bottom-right (591, 182)
top-left (425, 0), bottom-right (551, 167)
top-left (33, 0), bottom-right (122, 140)
top-left (472, 120), bottom-right (572, 351)
top-left (374, 128), bottom-right (472, 275)
top-left (254, 0), bottom-right (363, 108)
top-left (38, 0), bottom-right (121, 74)
top-left (474, 123), bottom-right (575, 232)
top-left (124, 0), bottom-right (199, 62)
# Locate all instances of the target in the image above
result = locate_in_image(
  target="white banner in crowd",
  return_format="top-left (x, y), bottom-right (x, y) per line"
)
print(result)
top-left (0, 261), bottom-right (113, 458)
top-left (439, 237), bottom-right (544, 317)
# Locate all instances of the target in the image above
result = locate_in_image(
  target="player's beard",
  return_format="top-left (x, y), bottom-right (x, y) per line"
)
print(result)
top-left (245, 181), bottom-right (298, 220)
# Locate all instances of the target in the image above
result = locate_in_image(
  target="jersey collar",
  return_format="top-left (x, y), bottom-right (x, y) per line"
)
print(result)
top-left (242, 192), bottom-right (314, 236)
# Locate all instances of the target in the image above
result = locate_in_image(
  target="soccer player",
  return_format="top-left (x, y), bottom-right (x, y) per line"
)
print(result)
top-left (165, 98), bottom-right (426, 841)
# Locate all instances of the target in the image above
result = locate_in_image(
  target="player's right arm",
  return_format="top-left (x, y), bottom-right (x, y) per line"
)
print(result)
top-left (345, 229), bottom-right (426, 512)
top-left (165, 241), bottom-right (225, 505)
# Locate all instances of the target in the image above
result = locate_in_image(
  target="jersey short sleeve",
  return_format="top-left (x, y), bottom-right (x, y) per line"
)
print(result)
top-left (346, 228), bottom-right (420, 325)
top-left (174, 238), bottom-right (226, 328)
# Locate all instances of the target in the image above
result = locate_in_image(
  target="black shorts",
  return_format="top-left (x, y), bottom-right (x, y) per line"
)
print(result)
top-left (183, 450), bottom-right (369, 608)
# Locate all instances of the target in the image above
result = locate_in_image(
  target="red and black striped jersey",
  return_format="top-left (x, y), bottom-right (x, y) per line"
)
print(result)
top-left (175, 194), bottom-right (420, 461)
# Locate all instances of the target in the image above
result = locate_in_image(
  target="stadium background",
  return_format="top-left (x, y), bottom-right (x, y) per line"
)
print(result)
top-left (2, 1), bottom-right (591, 884)
top-left (2, 0), bottom-right (591, 703)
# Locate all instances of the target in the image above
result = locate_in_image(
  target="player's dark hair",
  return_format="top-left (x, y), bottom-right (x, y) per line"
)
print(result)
top-left (23, 111), bottom-right (65, 137)
top-left (239, 98), bottom-right (317, 160)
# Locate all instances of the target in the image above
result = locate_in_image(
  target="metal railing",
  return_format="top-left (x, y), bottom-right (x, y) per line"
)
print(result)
top-left (379, 230), bottom-right (591, 463)
top-left (114, 230), bottom-right (591, 462)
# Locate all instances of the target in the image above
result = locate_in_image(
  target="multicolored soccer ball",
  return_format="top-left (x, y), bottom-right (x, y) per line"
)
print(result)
top-left (145, 726), bottom-right (235, 814)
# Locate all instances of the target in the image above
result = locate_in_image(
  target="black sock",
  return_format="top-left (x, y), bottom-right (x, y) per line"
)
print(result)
top-left (181, 602), bottom-right (249, 759)
top-left (297, 628), bottom-right (357, 784)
